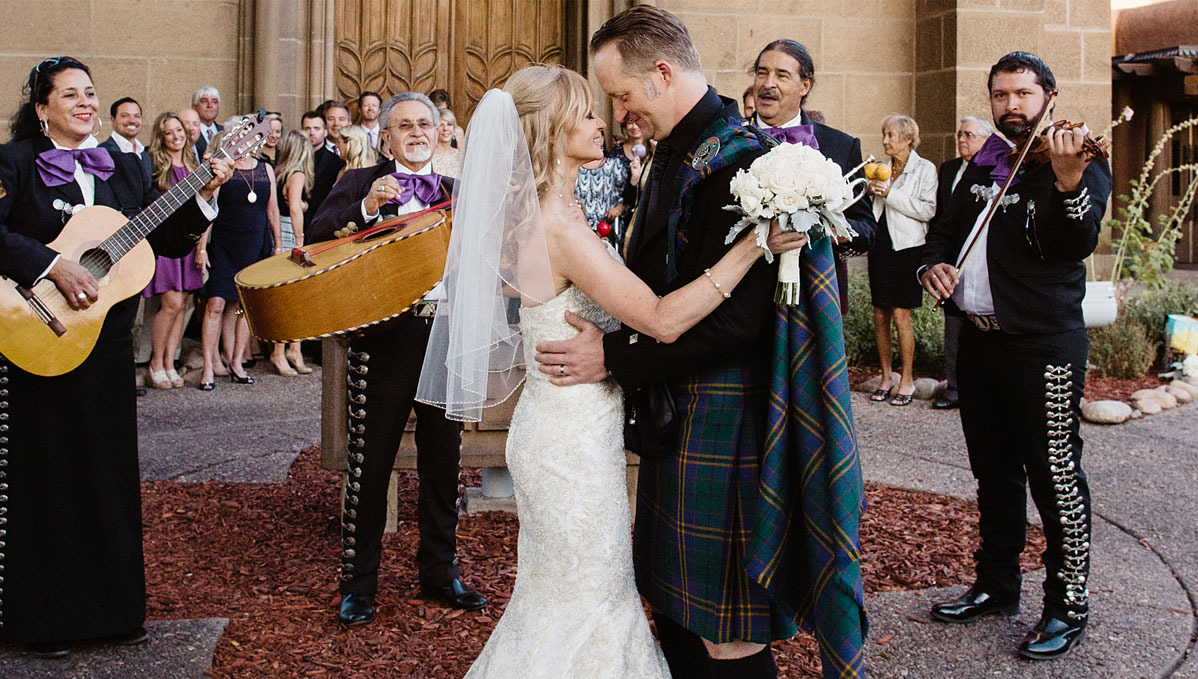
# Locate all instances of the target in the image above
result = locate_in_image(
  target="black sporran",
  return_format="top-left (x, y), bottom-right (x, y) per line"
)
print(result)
top-left (623, 382), bottom-right (680, 459)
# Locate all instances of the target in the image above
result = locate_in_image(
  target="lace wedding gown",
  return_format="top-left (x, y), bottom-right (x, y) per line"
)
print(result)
top-left (464, 284), bottom-right (671, 679)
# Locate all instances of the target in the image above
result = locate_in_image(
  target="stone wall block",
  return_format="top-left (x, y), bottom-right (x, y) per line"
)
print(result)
top-left (916, 16), bottom-right (944, 72)
top-left (824, 18), bottom-right (914, 74)
top-left (735, 14), bottom-right (822, 72)
top-left (844, 0), bottom-right (914, 20)
top-left (1082, 31), bottom-right (1113, 83)
top-left (1045, 0), bottom-right (1068, 26)
top-left (914, 69), bottom-right (958, 151)
top-left (804, 72), bottom-right (846, 127)
top-left (1039, 29), bottom-right (1083, 82)
top-left (1000, 0), bottom-right (1045, 11)
top-left (1069, 0), bottom-right (1111, 29)
top-left (675, 13), bottom-right (741, 71)
top-left (845, 73), bottom-right (913, 140)
top-left (955, 12), bottom-right (1042, 68)
top-left (91, 0), bottom-right (240, 59)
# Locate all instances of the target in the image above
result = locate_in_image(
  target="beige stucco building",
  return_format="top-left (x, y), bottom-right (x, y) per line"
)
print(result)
top-left (1, 0), bottom-right (1111, 170)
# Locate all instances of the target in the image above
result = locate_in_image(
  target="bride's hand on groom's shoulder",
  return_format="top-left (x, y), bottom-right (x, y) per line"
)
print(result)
top-left (534, 311), bottom-right (608, 387)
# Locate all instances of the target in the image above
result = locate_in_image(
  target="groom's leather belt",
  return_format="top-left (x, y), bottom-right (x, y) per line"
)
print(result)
top-left (411, 300), bottom-right (439, 318)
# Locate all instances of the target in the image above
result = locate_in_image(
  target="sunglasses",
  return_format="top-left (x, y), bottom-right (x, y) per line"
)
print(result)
top-left (29, 56), bottom-right (72, 93)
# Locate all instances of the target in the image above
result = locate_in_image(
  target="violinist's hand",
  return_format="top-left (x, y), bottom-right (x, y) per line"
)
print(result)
top-left (1048, 123), bottom-right (1090, 193)
top-left (919, 263), bottom-right (959, 302)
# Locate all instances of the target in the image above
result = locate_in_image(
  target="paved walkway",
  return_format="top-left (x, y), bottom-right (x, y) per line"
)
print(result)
top-left (0, 364), bottom-right (1194, 678)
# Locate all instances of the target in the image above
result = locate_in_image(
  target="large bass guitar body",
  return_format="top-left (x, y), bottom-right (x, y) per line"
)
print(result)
top-left (236, 210), bottom-right (450, 342)
top-left (0, 206), bottom-right (154, 377)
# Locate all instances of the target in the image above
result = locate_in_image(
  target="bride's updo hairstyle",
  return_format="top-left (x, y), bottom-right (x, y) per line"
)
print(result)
top-left (503, 64), bottom-right (593, 197)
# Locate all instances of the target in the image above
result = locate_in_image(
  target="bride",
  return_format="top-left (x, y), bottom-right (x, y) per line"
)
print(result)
top-left (417, 64), bottom-right (803, 678)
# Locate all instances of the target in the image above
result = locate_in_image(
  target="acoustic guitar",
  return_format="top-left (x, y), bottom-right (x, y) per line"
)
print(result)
top-left (0, 111), bottom-right (273, 377)
top-left (235, 206), bottom-right (451, 342)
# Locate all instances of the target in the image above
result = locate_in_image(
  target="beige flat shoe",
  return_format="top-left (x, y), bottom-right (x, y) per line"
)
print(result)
top-left (147, 369), bottom-right (172, 390)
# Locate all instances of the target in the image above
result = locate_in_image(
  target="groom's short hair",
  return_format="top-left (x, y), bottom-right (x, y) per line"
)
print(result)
top-left (589, 5), bottom-right (702, 75)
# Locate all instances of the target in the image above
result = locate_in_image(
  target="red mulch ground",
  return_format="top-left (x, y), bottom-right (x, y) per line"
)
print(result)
top-left (143, 447), bottom-right (1044, 678)
top-left (848, 365), bottom-right (1162, 404)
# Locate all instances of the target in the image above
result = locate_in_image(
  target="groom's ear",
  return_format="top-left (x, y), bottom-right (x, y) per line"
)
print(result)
top-left (654, 60), bottom-right (673, 86)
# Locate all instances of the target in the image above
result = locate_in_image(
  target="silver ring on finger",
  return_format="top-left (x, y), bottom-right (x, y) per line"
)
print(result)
top-left (76, 291), bottom-right (87, 301)
top-left (559, 364), bottom-right (566, 377)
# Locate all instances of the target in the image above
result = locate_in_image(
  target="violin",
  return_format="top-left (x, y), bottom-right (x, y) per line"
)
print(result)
top-left (1008, 119), bottom-right (1111, 164)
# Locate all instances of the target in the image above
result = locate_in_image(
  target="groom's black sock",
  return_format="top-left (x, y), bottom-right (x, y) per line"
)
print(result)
top-left (652, 612), bottom-right (712, 679)
top-left (708, 646), bottom-right (778, 679)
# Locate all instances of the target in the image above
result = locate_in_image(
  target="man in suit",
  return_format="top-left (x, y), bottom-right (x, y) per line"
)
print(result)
top-left (302, 111), bottom-right (345, 242)
top-left (919, 51), bottom-right (1110, 660)
top-left (751, 38), bottom-right (877, 313)
top-left (931, 115), bottom-right (992, 410)
top-left (100, 97), bottom-right (153, 182)
top-left (324, 101), bottom-right (352, 154)
top-left (191, 86), bottom-right (222, 158)
top-left (358, 91), bottom-right (382, 149)
top-left (309, 92), bottom-right (486, 628)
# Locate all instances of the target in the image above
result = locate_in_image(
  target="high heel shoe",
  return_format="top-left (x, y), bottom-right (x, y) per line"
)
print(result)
top-left (147, 369), bottom-right (172, 390)
top-left (272, 357), bottom-right (298, 377)
top-left (166, 368), bottom-right (185, 388)
top-left (230, 370), bottom-right (255, 385)
top-left (287, 353), bottom-right (313, 375)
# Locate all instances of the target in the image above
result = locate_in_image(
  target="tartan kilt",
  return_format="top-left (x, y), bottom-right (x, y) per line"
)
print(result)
top-left (633, 359), bottom-right (800, 644)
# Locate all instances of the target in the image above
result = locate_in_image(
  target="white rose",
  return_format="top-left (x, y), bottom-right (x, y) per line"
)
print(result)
top-left (773, 190), bottom-right (803, 214)
top-left (728, 169), bottom-right (759, 201)
top-left (740, 191), bottom-right (764, 218)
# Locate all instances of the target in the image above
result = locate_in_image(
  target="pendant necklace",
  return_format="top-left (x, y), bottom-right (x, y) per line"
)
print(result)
top-left (239, 163), bottom-right (258, 203)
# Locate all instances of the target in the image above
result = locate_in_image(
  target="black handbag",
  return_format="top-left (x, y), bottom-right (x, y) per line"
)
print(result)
top-left (623, 382), bottom-right (681, 459)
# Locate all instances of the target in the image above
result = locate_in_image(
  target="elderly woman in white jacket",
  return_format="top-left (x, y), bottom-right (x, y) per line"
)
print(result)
top-left (866, 114), bottom-right (937, 406)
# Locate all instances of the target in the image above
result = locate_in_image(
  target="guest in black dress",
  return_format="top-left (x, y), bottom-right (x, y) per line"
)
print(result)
top-left (0, 56), bottom-right (230, 657)
top-left (866, 114), bottom-right (937, 405)
top-left (196, 128), bottom-right (279, 389)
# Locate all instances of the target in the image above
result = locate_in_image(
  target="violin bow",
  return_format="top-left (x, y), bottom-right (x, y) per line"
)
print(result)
top-left (945, 90), bottom-right (1059, 291)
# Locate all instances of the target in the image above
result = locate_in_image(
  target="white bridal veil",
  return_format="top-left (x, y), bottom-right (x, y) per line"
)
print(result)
top-left (416, 89), bottom-right (556, 421)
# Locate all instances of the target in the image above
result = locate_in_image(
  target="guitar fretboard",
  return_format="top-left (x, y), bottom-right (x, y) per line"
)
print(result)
top-left (99, 161), bottom-right (217, 261)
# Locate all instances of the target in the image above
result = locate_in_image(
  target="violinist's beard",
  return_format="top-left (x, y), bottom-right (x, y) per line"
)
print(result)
top-left (997, 115), bottom-right (1032, 141)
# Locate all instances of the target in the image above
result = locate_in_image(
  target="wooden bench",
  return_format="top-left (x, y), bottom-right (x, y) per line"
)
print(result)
top-left (318, 339), bottom-right (639, 531)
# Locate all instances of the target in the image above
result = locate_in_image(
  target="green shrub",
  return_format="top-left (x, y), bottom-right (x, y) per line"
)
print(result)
top-left (1089, 313), bottom-right (1155, 379)
top-left (842, 270), bottom-right (946, 376)
top-left (1119, 280), bottom-right (1198, 365)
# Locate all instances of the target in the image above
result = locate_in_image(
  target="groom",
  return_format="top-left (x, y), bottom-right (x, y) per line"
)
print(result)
top-left (538, 7), bottom-right (788, 678)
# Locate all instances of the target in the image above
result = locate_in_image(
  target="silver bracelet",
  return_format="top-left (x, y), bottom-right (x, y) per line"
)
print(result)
top-left (704, 268), bottom-right (731, 299)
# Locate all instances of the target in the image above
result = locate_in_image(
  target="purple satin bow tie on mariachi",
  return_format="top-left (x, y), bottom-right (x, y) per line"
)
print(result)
top-left (386, 171), bottom-right (442, 206)
top-left (36, 147), bottom-right (115, 187)
top-left (970, 133), bottom-right (1016, 185)
top-left (762, 124), bottom-right (820, 150)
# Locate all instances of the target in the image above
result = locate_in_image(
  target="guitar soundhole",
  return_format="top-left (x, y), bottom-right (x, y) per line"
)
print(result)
top-left (360, 227), bottom-right (398, 242)
top-left (79, 248), bottom-right (114, 279)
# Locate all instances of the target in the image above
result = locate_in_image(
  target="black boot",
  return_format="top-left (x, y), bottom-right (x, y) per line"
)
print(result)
top-left (709, 645), bottom-right (777, 679)
top-left (652, 612), bottom-right (711, 679)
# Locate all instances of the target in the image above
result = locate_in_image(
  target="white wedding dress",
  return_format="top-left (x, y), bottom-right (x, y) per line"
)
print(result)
top-left (464, 283), bottom-right (672, 679)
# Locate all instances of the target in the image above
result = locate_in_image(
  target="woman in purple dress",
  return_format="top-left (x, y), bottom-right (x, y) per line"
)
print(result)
top-left (143, 112), bottom-right (205, 389)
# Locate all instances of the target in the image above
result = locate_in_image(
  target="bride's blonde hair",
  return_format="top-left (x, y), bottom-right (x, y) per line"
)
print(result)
top-left (504, 64), bottom-right (593, 197)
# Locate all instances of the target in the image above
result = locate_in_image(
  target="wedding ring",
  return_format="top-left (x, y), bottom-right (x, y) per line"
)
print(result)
top-left (376, 186), bottom-right (384, 192)
top-left (558, 365), bottom-right (566, 376)
top-left (76, 292), bottom-right (87, 301)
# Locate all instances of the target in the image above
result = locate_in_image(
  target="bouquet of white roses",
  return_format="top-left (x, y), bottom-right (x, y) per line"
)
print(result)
top-left (724, 142), bottom-right (858, 305)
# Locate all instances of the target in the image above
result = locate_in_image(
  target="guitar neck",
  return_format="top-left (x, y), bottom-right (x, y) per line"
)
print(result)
top-left (100, 161), bottom-right (215, 261)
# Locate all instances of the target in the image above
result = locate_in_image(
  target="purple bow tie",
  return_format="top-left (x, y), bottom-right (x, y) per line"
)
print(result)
top-left (762, 124), bottom-right (820, 150)
top-left (386, 171), bottom-right (442, 206)
top-left (970, 133), bottom-right (1015, 185)
top-left (36, 146), bottom-right (115, 187)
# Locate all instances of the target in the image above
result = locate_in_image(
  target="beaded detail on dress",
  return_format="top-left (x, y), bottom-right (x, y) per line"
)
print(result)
top-left (464, 284), bottom-right (670, 679)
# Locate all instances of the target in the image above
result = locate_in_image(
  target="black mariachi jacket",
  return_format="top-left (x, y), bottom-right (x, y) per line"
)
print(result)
top-left (922, 153), bottom-right (1112, 335)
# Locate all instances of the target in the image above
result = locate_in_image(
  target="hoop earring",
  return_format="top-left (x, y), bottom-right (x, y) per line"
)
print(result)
top-left (39, 118), bottom-right (49, 137)
top-left (92, 116), bottom-right (102, 137)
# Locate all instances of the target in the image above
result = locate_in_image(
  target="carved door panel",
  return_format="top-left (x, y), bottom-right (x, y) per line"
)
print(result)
top-left (334, 0), bottom-right (576, 121)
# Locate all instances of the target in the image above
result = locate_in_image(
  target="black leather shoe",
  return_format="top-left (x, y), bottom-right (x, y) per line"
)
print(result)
top-left (338, 592), bottom-right (375, 626)
top-left (931, 586), bottom-right (1018, 623)
top-left (932, 397), bottom-right (958, 410)
top-left (422, 578), bottom-right (487, 611)
top-left (25, 641), bottom-right (70, 658)
top-left (104, 627), bottom-right (149, 646)
top-left (1018, 613), bottom-right (1086, 660)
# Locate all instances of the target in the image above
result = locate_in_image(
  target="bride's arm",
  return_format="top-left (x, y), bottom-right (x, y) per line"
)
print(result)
top-left (549, 211), bottom-right (798, 344)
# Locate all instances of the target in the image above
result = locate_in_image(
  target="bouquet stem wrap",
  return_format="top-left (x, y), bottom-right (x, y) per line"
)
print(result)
top-left (775, 247), bottom-right (803, 305)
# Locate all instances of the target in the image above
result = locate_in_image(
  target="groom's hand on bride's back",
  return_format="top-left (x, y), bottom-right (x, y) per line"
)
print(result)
top-left (534, 311), bottom-right (608, 386)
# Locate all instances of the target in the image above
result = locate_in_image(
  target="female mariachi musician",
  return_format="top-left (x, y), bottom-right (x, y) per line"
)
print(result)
top-left (0, 56), bottom-right (232, 656)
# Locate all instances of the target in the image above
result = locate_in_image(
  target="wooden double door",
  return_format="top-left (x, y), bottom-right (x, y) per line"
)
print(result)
top-left (334, 0), bottom-right (585, 122)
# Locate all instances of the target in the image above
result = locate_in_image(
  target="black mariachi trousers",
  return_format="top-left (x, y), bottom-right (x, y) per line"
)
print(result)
top-left (339, 316), bottom-right (463, 595)
top-left (956, 324), bottom-right (1091, 623)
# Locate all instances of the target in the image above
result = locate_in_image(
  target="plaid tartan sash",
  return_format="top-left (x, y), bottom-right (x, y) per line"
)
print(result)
top-left (749, 234), bottom-right (868, 678)
top-left (664, 117), bottom-right (775, 284)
